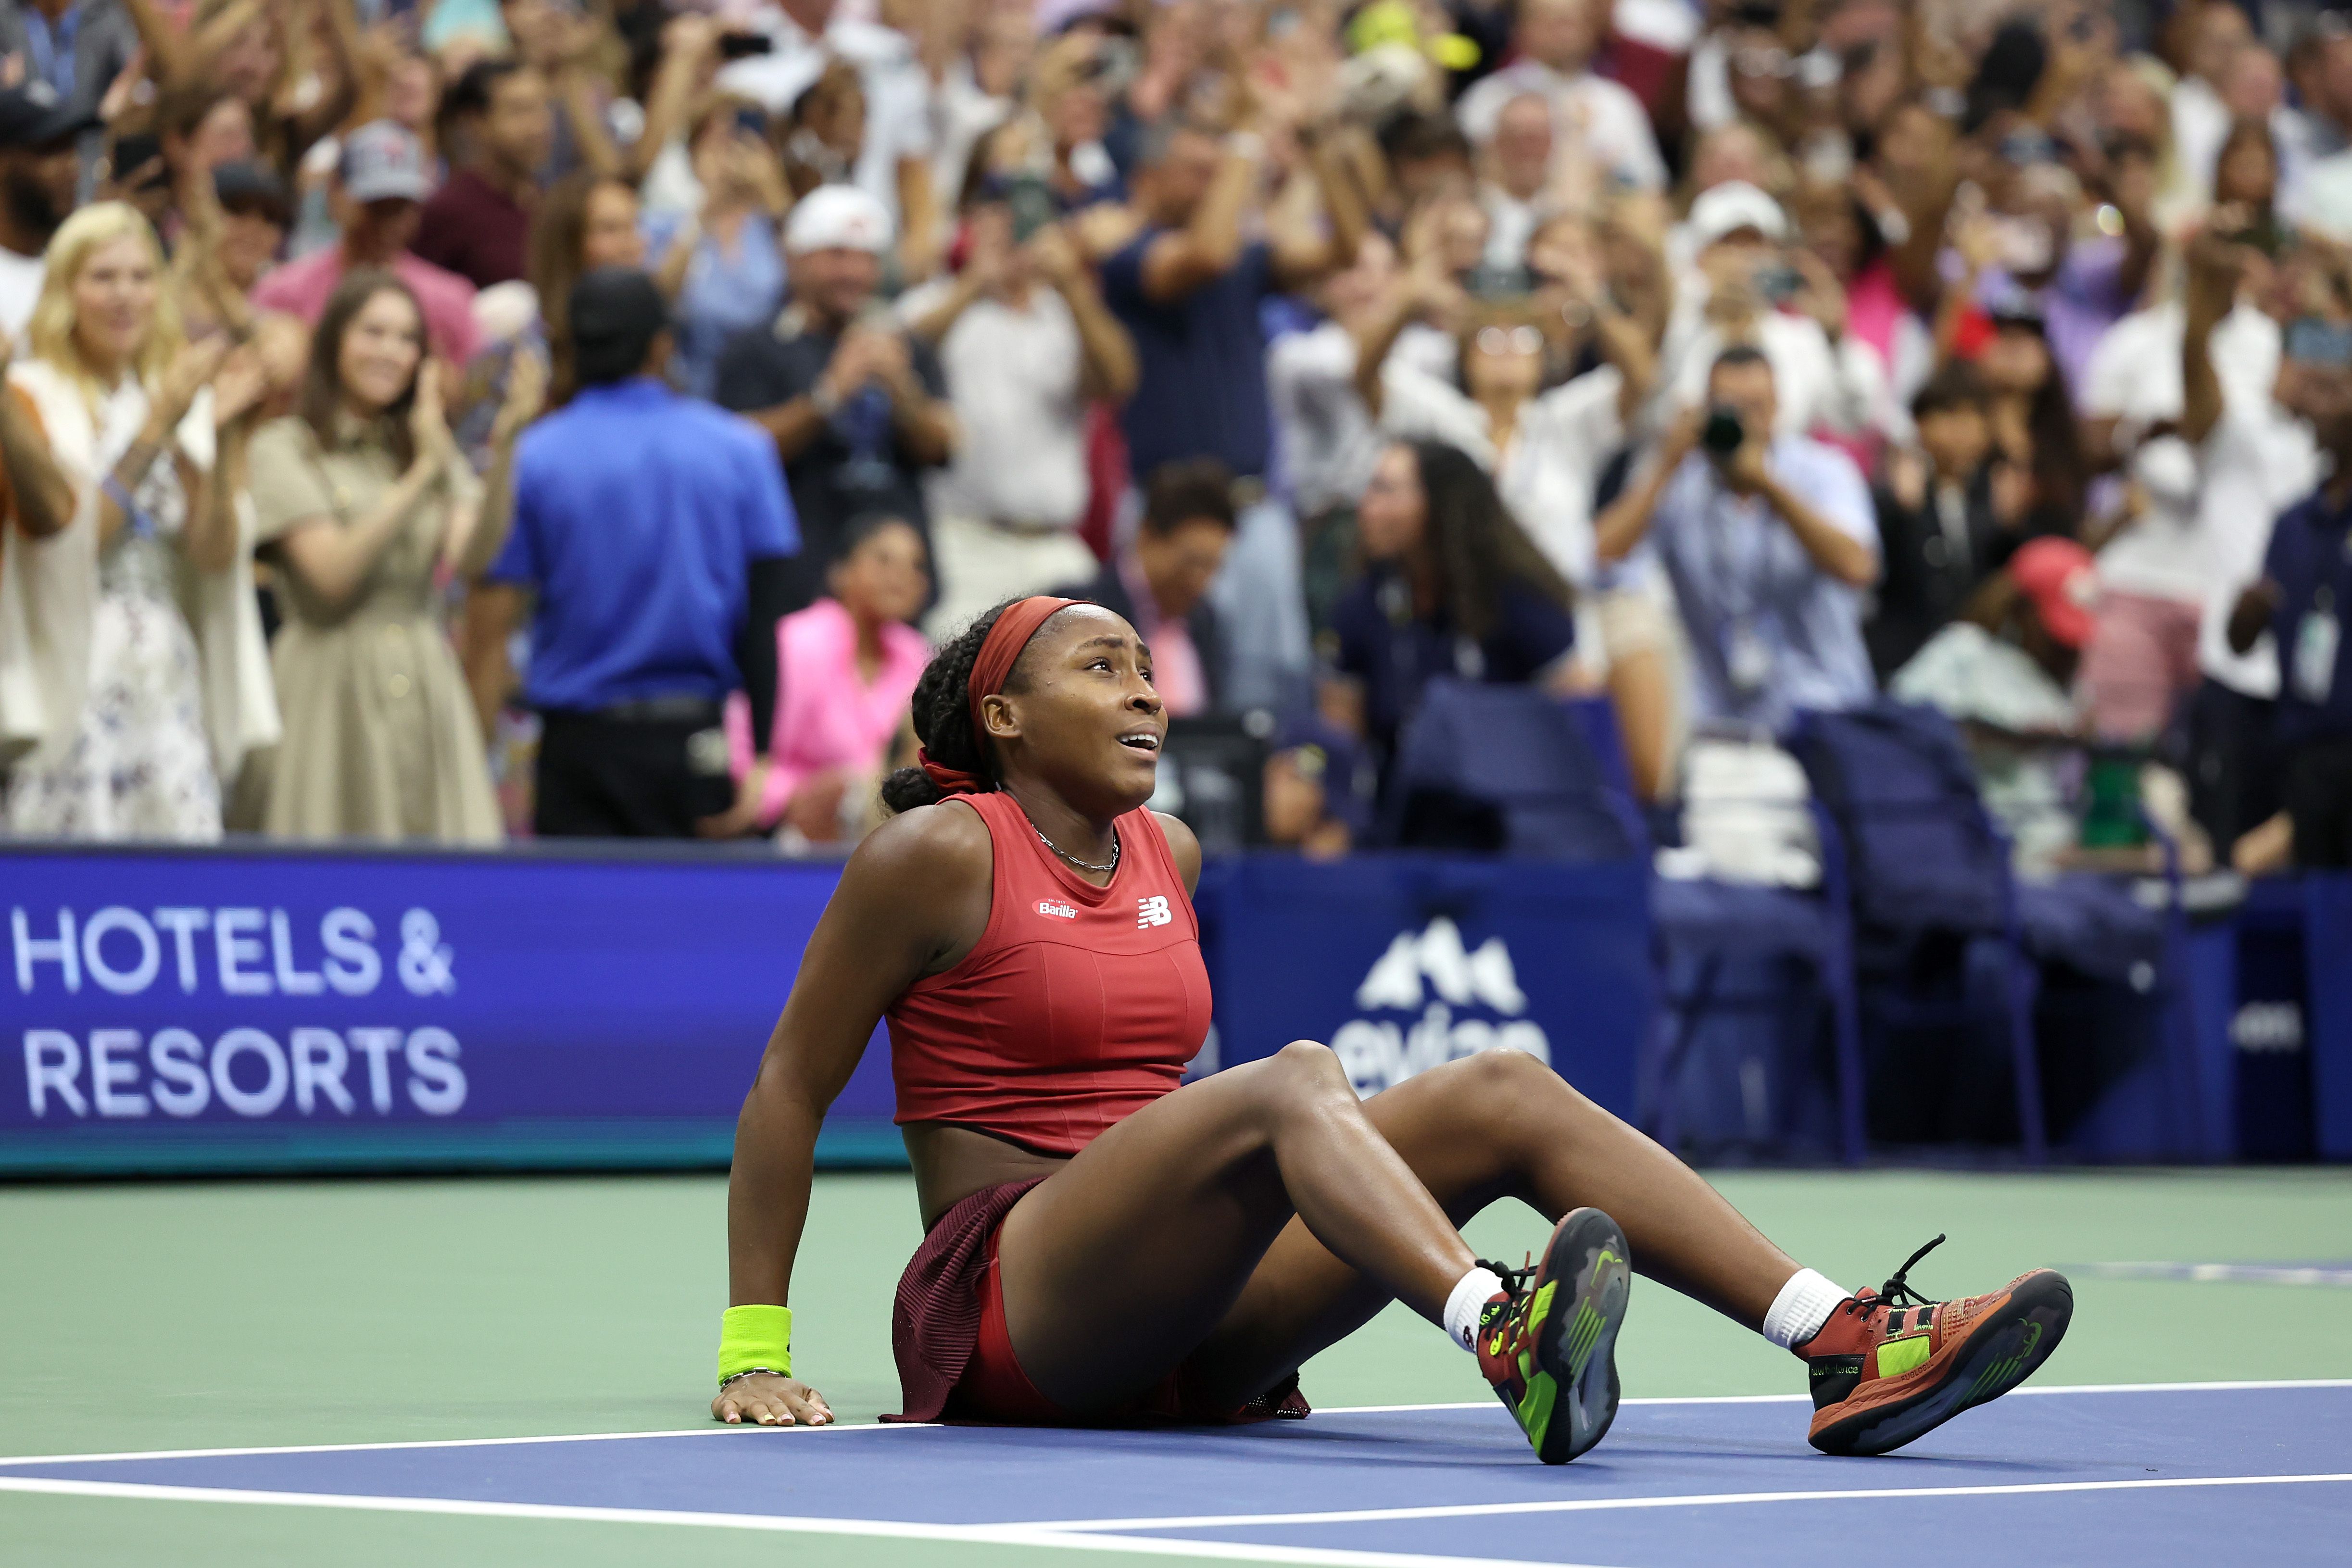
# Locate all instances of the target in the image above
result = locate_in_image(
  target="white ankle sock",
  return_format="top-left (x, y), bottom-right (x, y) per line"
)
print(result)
top-left (1762, 1267), bottom-right (1849, 1350)
top-left (1444, 1267), bottom-right (1505, 1352)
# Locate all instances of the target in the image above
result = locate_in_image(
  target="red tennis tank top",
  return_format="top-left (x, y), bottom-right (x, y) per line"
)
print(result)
top-left (886, 790), bottom-right (1210, 1155)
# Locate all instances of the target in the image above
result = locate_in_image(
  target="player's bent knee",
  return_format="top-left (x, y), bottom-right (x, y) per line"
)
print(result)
top-left (1266, 1039), bottom-right (1357, 1105)
top-left (1471, 1046), bottom-right (1564, 1096)
top-left (1438, 1047), bottom-right (1584, 1128)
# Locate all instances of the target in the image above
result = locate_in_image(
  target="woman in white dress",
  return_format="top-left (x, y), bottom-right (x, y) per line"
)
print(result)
top-left (0, 201), bottom-right (273, 840)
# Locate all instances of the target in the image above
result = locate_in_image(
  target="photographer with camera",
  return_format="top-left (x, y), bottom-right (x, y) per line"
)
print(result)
top-left (1595, 345), bottom-right (1879, 732)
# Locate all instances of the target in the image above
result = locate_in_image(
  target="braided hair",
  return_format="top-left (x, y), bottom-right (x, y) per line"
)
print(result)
top-left (880, 600), bottom-right (1018, 813)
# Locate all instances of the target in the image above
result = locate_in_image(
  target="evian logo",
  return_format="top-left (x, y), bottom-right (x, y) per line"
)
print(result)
top-left (1330, 917), bottom-right (1548, 1097)
top-left (1035, 900), bottom-right (1078, 920)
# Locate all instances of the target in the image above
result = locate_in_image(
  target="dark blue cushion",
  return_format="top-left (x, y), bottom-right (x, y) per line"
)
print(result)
top-left (1652, 877), bottom-right (1839, 962)
top-left (1388, 679), bottom-right (1637, 862)
top-left (2015, 877), bottom-right (2168, 986)
top-left (1790, 701), bottom-right (2009, 933)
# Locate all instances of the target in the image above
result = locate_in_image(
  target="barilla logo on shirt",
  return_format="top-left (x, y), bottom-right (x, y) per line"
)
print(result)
top-left (1036, 900), bottom-right (1078, 920)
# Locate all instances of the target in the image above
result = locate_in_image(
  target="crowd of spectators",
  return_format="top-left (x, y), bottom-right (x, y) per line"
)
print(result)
top-left (0, 0), bottom-right (2348, 875)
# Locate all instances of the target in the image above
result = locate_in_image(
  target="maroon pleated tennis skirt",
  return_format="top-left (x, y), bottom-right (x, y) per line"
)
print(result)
top-left (882, 1175), bottom-right (1311, 1426)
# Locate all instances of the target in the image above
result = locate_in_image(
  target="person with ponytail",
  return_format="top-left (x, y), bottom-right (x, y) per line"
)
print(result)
top-left (712, 595), bottom-right (2074, 1464)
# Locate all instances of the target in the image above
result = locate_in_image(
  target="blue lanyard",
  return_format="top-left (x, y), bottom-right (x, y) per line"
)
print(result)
top-left (1701, 470), bottom-right (1773, 629)
top-left (21, 6), bottom-right (80, 101)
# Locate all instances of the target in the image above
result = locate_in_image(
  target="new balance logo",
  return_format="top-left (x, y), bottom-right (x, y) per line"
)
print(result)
top-left (1036, 901), bottom-right (1077, 920)
top-left (1137, 895), bottom-right (1173, 928)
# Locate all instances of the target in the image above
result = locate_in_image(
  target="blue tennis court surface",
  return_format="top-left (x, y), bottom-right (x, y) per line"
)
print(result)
top-left (4, 1382), bottom-right (2346, 1566)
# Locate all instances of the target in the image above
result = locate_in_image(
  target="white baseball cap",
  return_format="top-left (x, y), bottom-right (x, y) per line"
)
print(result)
top-left (1686, 181), bottom-right (1788, 249)
top-left (784, 184), bottom-right (894, 255)
top-left (340, 120), bottom-right (436, 204)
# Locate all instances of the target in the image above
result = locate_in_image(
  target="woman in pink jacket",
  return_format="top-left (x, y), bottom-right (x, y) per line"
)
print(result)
top-left (727, 514), bottom-right (932, 845)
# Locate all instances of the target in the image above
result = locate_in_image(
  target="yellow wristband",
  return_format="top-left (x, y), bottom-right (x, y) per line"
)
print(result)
top-left (717, 1304), bottom-right (792, 1386)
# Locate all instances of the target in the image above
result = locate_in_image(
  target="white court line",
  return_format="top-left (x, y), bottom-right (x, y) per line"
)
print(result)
top-left (1, 1379), bottom-right (2342, 1470)
top-left (0, 1421), bottom-right (888, 1469)
top-left (2006, 1377), bottom-right (2352, 1396)
top-left (2, 1471), bottom-right (2346, 1565)
top-left (0, 1479), bottom-right (1590, 1568)
top-left (1026, 1472), bottom-right (2352, 1534)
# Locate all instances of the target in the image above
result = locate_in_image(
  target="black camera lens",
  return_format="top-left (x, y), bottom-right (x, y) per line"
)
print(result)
top-left (1702, 407), bottom-right (1748, 457)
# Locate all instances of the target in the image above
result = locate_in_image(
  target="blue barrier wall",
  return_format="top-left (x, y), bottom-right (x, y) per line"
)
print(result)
top-left (1195, 855), bottom-right (1651, 1118)
top-left (4, 845), bottom-right (2345, 1175)
top-left (1, 844), bottom-right (1651, 1176)
top-left (2309, 877), bottom-right (2352, 1160)
top-left (0, 845), bottom-right (894, 1175)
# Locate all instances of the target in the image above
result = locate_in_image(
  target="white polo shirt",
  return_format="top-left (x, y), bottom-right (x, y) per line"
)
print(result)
top-left (901, 278), bottom-right (1088, 531)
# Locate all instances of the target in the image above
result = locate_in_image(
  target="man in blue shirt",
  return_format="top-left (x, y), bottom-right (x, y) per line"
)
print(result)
top-left (1098, 109), bottom-right (1366, 713)
top-left (2229, 378), bottom-right (2352, 867)
top-left (0, 0), bottom-right (135, 123)
top-left (472, 269), bottom-right (799, 838)
top-left (1596, 346), bottom-right (1881, 732)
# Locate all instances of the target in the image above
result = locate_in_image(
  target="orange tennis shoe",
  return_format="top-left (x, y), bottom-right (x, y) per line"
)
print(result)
top-left (1800, 1235), bottom-right (2073, 1456)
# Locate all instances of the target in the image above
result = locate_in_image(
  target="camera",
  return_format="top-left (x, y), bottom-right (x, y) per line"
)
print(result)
top-left (2287, 317), bottom-right (2352, 370)
top-left (1463, 262), bottom-right (1534, 300)
top-left (1702, 406), bottom-right (1748, 459)
top-left (1753, 263), bottom-right (1803, 304)
top-left (1000, 173), bottom-right (1057, 244)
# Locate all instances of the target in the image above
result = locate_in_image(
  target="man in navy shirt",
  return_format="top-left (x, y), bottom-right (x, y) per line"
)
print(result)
top-left (2231, 410), bottom-right (2352, 867)
top-left (1098, 107), bottom-right (1367, 712)
top-left (472, 269), bottom-right (800, 839)
top-left (715, 186), bottom-right (954, 610)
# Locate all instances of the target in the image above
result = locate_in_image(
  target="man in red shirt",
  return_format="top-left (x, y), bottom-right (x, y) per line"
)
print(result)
top-left (249, 122), bottom-right (481, 365)
top-left (414, 60), bottom-right (554, 290)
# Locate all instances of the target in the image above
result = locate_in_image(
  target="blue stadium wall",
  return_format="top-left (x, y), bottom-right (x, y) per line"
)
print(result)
top-left (1, 842), bottom-right (2345, 1175)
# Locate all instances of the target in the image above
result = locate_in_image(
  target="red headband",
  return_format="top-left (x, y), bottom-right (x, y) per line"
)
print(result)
top-left (918, 596), bottom-right (1081, 796)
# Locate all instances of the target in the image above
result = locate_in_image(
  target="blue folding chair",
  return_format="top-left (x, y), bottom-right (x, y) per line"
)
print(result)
top-left (1642, 800), bottom-right (1868, 1166)
top-left (1788, 701), bottom-right (2048, 1162)
top-left (2012, 834), bottom-right (2203, 1161)
top-left (1389, 682), bottom-right (1864, 1161)
top-left (1381, 679), bottom-right (1643, 861)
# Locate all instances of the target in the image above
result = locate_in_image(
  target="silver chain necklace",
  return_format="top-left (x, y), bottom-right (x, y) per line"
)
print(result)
top-left (1034, 823), bottom-right (1120, 876)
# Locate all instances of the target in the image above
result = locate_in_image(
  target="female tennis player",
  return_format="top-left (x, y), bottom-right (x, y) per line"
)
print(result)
top-left (712, 595), bottom-right (2074, 1463)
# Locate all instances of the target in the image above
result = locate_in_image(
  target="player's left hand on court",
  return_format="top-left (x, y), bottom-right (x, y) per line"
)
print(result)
top-left (713, 1371), bottom-right (833, 1427)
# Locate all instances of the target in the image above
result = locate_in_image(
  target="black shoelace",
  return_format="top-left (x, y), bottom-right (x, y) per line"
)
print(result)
top-left (1476, 1255), bottom-right (1537, 1301)
top-left (1877, 1233), bottom-right (1949, 1309)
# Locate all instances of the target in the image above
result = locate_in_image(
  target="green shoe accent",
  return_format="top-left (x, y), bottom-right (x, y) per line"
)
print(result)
top-left (1571, 1297), bottom-right (1609, 1373)
top-left (1878, 1333), bottom-right (1932, 1378)
top-left (1965, 1320), bottom-right (2044, 1402)
top-left (1518, 1367), bottom-right (1558, 1450)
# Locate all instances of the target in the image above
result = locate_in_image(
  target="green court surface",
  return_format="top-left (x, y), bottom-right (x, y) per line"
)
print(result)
top-left (4, 1167), bottom-right (2349, 1567)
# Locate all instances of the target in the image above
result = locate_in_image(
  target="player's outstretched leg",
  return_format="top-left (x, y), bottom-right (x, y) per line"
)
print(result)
top-left (1798, 1235), bottom-right (2074, 1456)
top-left (1179, 1049), bottom-right (2072, 1458)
